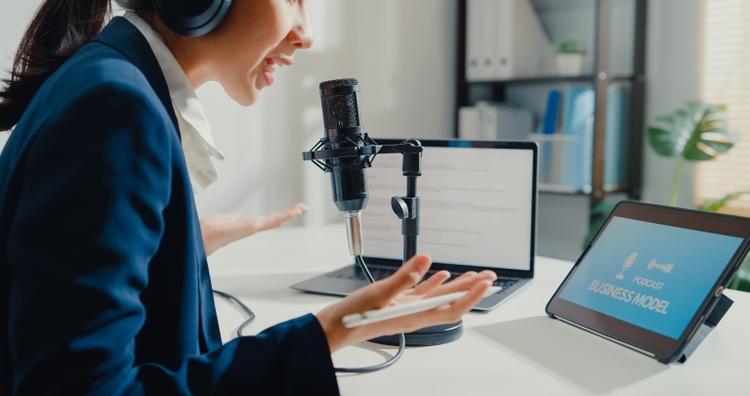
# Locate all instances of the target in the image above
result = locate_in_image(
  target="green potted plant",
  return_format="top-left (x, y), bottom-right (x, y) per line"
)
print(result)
top-left (554, 36), bottom-right (586, 76)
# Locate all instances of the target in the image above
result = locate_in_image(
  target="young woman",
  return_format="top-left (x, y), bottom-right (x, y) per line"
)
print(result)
top-left (0, 0), bottom-right (496, 394)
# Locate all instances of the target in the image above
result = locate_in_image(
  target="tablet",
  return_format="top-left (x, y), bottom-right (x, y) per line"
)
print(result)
top-left (546, 201), bottom-right (750, 363)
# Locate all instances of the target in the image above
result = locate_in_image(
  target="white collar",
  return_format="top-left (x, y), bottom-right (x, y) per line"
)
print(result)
top-left (123, 12), bottom-right (224, 193)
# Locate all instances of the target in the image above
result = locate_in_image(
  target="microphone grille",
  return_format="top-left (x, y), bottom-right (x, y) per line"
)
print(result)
top-left (319, 79), bottom-right (360, 130)
top-left (319, 78), bottom-right (359, 90)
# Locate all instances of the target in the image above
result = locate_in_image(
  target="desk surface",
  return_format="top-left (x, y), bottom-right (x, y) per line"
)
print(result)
top-left (208, 224), bottom-right (750, 395)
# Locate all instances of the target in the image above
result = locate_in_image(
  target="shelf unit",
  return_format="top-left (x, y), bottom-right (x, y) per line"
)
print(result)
top-left (455, 0), bottom-right (647, 259)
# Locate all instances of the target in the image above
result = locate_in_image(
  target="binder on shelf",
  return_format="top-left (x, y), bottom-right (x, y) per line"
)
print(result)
top-left (466, 0), bottom-right (555, 81)
top-left (560, 86), bottom-right (595, 192)
top-left (533, 89), bottom-right (565, 187)
top-left (466, 0), bottom-right (494, 80)
top-left (459, 102), bottom-right (533, 141)
top-left (541, 90), bottom-right (562, 135)
top-left (604, 83), bottom-right (630, 190)
top-left (458, 106), bottom-right (481, 141)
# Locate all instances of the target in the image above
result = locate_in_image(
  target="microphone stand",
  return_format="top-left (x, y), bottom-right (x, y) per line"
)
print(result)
top-left (375, 140), bottom-right (421, 263)
top-left (368, 139), bottom-right (464, 347)
top-left (304, 137), bottom-right (463, 346)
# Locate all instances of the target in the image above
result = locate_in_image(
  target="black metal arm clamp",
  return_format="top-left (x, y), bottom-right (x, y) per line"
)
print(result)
top-left (303, 136), bottom-right (423, 264)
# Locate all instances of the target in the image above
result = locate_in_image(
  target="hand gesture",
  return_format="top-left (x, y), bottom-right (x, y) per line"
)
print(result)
top-left (315, 254), bottom-right (497, 353)
top-left (200, 203), bottom-right (308, 256)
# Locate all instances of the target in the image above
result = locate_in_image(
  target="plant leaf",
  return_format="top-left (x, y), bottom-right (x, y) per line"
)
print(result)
top-left (648, 127), bottom-right (681, 156)
top-left (701, 140), bottom-right (734, 153)
top-left (696, 191), bottom-right (750, 212)
top-left (683, 145), bottom-right (717, 161)
top-left (647, 102), bottom-right (736, 161)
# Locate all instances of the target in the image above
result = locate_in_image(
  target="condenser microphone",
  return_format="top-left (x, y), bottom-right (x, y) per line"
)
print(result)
top-left (309, 78), bottom-right (374, 256)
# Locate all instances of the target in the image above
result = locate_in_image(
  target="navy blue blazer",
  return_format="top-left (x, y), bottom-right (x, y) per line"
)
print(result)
top-left (0, 17), bottom-right (339, 395)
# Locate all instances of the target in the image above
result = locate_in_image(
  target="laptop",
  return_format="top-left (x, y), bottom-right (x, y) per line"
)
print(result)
top-left (291, 139), bottom-right (538, 311)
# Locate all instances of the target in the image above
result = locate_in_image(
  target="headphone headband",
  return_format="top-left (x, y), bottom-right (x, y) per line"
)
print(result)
top-left (153, 0), bottom-right (234, 37)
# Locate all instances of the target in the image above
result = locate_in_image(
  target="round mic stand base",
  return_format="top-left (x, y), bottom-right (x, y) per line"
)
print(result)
top-left (367, 140), bottom-right (467, 347)
top-left (368, 320), bottom-right (463, 346)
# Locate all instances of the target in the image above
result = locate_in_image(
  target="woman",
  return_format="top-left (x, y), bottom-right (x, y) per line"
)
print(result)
top-left (0, 0), bottom-right (496, 394)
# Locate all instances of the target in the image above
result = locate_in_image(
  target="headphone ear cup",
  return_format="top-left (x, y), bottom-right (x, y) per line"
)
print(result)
top-left (152, 0), bottom-right (233, 37)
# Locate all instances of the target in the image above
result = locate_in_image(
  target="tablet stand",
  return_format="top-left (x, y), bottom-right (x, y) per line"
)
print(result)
top-left (369, 139), bottom-right (463, 347)
top-left (677, 293), bottom-right (733, 363)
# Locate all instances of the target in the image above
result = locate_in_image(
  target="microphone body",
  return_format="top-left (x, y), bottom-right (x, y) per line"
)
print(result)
top-left (315, 78), bottom-right (371, 256)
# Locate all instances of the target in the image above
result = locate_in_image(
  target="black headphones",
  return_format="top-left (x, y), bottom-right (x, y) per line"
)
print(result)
top-left (152, 0), bottom-right (234, 37)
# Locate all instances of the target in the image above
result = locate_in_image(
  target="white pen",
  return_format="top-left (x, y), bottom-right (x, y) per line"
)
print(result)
top-left (342, 286), bottom-right (502, 328)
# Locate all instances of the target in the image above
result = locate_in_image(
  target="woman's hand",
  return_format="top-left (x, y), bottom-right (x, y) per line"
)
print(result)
top-left (200, 203), bottom-right (308, 256)
top-left (315, 254), bottom-right (497, 353)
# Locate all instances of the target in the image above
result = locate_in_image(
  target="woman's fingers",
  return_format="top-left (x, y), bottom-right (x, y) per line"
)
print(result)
top-left (315, 254), bottom-right (433, 352)
top-left (199, 204), bottom-right (308, 256)
top-left (407, 270), bottom-right (451, 296)
top-left (247, 202), bottom-right (308, 232)
top-left (452, 271), bottom-right (478, 281)
top-left (421, 270), bottom-right (497, 299)
top-left (362, 279), bottom-right (494, 337)
top-left (317, 255), bottom-right (498, 353)
top-left (441, 279), bottom-right (494, 318)
top-left (364, 254), bottom-right (433, 305)
top-left (410, 279), bottom-right (492, 327)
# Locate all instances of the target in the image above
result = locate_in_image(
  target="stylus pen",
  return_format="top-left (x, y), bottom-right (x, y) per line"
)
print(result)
top-left (342, 286), bottom-right (502, 328)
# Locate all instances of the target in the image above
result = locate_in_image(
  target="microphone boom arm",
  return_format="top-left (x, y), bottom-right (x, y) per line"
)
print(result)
top-left (303, 137), bottom-right (424, 264)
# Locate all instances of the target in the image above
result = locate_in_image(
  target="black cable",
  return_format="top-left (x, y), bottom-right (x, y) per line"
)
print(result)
top-left (334, 255), bottom-right (406, 374)
top-left (212, 289), bottom-right (256, 338)
top-left (212, 255), bottom-right (405, 374)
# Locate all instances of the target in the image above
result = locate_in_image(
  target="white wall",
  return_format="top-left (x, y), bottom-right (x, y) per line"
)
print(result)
top-left (0, 1), bottom-right (40, 149)
top-left (0, 0), bottom-right (458, 226)
top-left (641, 0), bottom-right (701, 208)
top-left (0, 1), bottom-right (38, 67)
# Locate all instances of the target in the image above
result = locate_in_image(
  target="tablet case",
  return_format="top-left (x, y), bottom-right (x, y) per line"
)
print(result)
top-left (677, 293), bottom-right (733, 363)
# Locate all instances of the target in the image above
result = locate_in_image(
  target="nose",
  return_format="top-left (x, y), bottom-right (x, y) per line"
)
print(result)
top-left (290, 8), bottom-right (314, 49)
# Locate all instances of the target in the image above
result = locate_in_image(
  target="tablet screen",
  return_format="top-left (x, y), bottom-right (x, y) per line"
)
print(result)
top-left (557, 216), bottom-right (744, 340)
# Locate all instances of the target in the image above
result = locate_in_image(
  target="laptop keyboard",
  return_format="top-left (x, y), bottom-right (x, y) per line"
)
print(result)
top-left (326, 264), bottom-right (518, 291)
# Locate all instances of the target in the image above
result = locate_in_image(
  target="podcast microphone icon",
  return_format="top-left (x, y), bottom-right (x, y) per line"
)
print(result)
top-left (616, 252), bottom-right (638, 280)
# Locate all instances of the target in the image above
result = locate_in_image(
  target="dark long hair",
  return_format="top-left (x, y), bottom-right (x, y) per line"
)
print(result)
top-left (0, 0), bottom-right (152, 131)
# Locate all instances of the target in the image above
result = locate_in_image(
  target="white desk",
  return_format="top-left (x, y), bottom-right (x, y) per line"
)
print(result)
top-left (208, 224), bottom-right (750, 395)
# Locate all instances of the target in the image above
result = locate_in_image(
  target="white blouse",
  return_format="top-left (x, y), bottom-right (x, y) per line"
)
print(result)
top-left (123, 12), bottom-right (224, 193)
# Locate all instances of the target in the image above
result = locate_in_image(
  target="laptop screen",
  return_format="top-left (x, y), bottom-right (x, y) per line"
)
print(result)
top-left (361, 140), bottom-right (536, 272)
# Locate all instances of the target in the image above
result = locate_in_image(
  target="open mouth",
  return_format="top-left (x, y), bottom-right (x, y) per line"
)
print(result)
top-left (264, 58), bottom-right (283, 74)
top-left (263, 58), bottom-right (282, 86)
